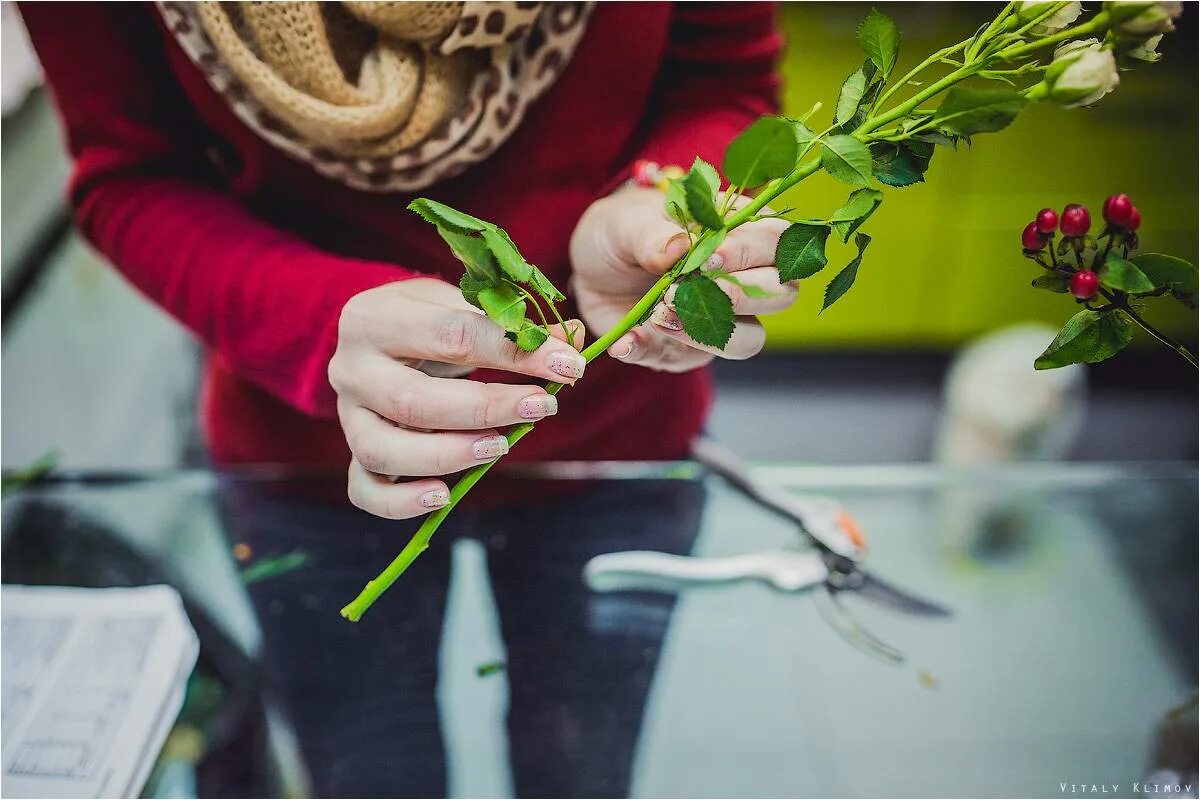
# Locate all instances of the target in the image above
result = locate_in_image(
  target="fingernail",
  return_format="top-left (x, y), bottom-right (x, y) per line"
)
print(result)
top-left (518, 394), bottom-right (558, 419)
top-left (706, 252), bottom-right (725, 269)
top-left (548, 351), bottom-right (585, 379)
top-left (651, 306), bottom-right (683, 331)
top-left (472, 434), bottom-right (509, 460)
top-left (661, 232), bottom-right (689, 254)
top-left (419, 489), bottom-right (450, 509)
top-left (611, 337), bottom-right (634, 359)
top-left (664, 284), bottom-right (678, 309)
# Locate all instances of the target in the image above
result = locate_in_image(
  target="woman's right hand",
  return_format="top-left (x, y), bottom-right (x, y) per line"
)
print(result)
top-left (329, 278), bottom-right (586, 520)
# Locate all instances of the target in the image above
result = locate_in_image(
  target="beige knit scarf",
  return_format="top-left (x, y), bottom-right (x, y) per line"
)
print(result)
top-left (157, 2), bottom-right (592, 192)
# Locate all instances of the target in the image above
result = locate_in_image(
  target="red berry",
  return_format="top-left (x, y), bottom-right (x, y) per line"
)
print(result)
top-left (1127, 206), bottom-right (1142, 231)
top-left (632, 159), bottom-right (659, 187)
top-left (1035, 208), bottom-right (1058, 235)
top-left (1060, 204), bottom-right (1091, 237)
top-left (1102, 193), bottom-right (1134, 227)
top-left (1070, 270), bottom-right (1099, 299)
top-left (1021, 221), bottom-right (1047, 251)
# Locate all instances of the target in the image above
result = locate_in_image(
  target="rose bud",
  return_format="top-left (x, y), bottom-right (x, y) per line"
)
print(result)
top-left (1070, 270), bottom-right (1100, 299)
top-left (1041, 39), bottom-right (1120, 108)
top-left (1127, 206), bottom-right (1142, 231)
top-left (1022, 222), bottom-right (1048, 251)
top-left (1060, 204), bottom-right (1091, 237)
top-left (1102, 193), bottom-right (1135, 227)
top-left (1104, 1), bottom-right (1182, 36)
top-left (1018, 1), bottom-right (1083, 34)
top-left (1036, 208), bottom-right (1059, 235)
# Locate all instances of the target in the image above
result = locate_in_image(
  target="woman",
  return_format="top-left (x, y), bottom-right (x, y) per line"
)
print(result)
top-left (21, 2), bottom-right (792, 512)
top-left (23, 4), bottom-right (792, 795)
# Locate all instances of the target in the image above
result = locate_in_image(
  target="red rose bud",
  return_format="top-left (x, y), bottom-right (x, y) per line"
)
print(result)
top-left (632, 159), bottom-right (659, 187)
top-left (1035, 208), bottom-right (1059, 235)
top-left (1022, 221), bottom-right (1047, 251)
top-left (1102, 193), bottom-right (1134, 227)
top-left (1127, 206), bottom-right (1142, 231)
top-left (1060, 204), bottom-right (1091, 237)
top-left (1070, 270), bottom-right (1099, 299)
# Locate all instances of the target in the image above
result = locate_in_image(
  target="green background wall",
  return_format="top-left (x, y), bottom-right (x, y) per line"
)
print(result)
top-left (765, 3), bottom-right (1198, 350)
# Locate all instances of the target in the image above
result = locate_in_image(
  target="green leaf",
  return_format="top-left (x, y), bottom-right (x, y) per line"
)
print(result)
top-left (692, 157), bottom-right (721, 194)
top-left (683, 158), bottom-right (725, 230)
top-left (722, 116), bottom-right (800, 189)
top-left (776, 223), bottom-right (831, 281)
top-left (1099, 253), bottom-right (1155, 294)
top-left (857, 8), bottom-right (901, 75)
top-left (706, 268), bottom-right (777, 299)
top-left (1131, 253), bottom-right (1198, 295)
top-left (822, 232), bottom-right (871, 312)
top-left (673, 273), bottom-right (736, 349)
top-left (477, 283), bottom-right (527, 333)
top-left (1035, 309), bottom-right (1133, 370)
top-left (408, 198), bottom-right (489, 234)
top-left (481, 228), bottom-right (533, 283)
top-left (834, 61), bottom-right (881, 133)
top-left (931, 87), bottom-right (1028, 136)
top-left (438, 228), bottom-right (499, 284)
top-left (664, 179), bottom-right (692, 227)
top-left (820, 135), bottom-right (873, 186)
top-left (869, 142), bottom-right (931, 187)
top-left (528, 266), bottom-right (565, 303)
top-left (513, 321), bottom-right (550, 352)
top-left (459, 273), bottom-right (489, 307)
top-left (1031, 273), bottom-right (1070, 293)
top-left (678, 229), bottom-right (727, 275)
top-left (830, 188), bottom-right (883, 243)
top-left (835, 65), bottom-right (871, 126)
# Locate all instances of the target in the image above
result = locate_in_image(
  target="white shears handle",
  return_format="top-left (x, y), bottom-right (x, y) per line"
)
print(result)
top-left (584, 549), bottom-right (829, 594)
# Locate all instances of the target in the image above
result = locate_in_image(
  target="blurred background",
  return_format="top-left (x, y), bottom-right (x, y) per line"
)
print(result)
top-left (2, 2), bottom-right (1197, 470)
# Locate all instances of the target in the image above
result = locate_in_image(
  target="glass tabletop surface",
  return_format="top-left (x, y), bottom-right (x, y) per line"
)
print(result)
top-left (2, 461), bottom-right (1196, 799)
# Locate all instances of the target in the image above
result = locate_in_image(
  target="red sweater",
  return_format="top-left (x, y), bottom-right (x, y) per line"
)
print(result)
top-left (21, 2), bottom-right (781, 466)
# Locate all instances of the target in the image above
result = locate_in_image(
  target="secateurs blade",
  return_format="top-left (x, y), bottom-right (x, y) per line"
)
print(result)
top-left (583, 439), bottom-right (951, 665)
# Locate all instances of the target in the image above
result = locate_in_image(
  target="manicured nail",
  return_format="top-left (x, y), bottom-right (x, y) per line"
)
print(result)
top-left (548, 351), bottom-right (585, 379)
top-left (472, 434), bottom-right (509, 460)
top-left (651, 306), bottom-right (683, 331)
top-left (518, 394), bottom-right (558, 419)
top-left (706, 252), bottom-right (725, 269)
top-left (611, 336), bottom-right (634, 359)
top-left (420, 489), bottom-right (450, 509)
top-left (664, 284), bottom-right (678, 309)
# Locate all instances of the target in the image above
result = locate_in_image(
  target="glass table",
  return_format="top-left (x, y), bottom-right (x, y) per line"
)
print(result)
top-left (2, 462), bottom-right (1196, 799)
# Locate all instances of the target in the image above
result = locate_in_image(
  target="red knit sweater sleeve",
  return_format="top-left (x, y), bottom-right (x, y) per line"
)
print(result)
top-left (19, 2), bottom-right (417, 420)
top-left (632, 2), bottom-right (783, 178)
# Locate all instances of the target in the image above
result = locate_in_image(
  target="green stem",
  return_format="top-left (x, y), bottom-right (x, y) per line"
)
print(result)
top-left (991, 12), bottom-right (1111, 62)
top-left (340, 270), bottom-right (679, 621)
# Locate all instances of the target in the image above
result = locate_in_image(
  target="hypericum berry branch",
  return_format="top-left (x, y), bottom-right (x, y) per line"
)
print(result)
top-left (1020, 193), bottom-right (1197, 370)
top-left (341, 1), bottom-right (1182, 621)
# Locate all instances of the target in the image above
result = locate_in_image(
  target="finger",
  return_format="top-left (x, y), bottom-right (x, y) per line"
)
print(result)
top-left (708, 216), bottom-right (790, 273)
top-left (609, 323), bottom-right (714, 373)
top-left (598, 188), bottom-right (691, 274)
top-left (363, 299), bottom-right (587, 382)
top-left (346, 459), bottom-right (450, 520)
top-left (334, 358), bottom-right (561, 430)
top-left (649, 305), bottom-right (766, 360)
top-left (666, 266), bottom-right (798, 316)
top-left (342, 404), bottom-right (511, 476)
top-left (548, 319), bottom-right (586, 347)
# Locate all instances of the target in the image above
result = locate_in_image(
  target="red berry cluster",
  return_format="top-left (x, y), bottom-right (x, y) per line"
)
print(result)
top-left (1020, 194), bottom-right (1143, 300)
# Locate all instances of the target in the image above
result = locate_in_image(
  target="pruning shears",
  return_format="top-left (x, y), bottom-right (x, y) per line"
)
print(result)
top-left (584, 439), bottom-right (951, 665)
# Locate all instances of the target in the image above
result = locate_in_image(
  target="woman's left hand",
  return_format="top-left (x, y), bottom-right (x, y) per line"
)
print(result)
top-left (569, 183), bottom-right (798, 372)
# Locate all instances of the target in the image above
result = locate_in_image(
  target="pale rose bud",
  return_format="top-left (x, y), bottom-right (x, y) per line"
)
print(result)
top-left (1104, 1), bottom-right (1183, 35)
top-left (1043, 39), bottom-right (1120, 108)
top-left (1123, 33), bottom-right (1164, 62)
top-left (1017, 1), bottom-right (1083, 34)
